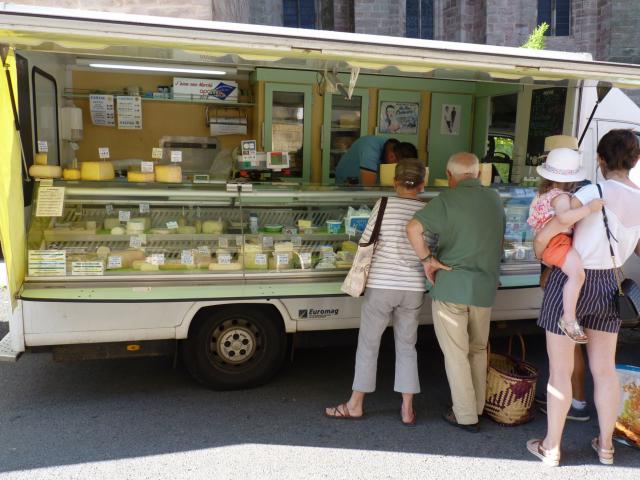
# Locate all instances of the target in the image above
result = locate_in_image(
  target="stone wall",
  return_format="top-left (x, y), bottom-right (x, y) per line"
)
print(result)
top-left (607, 0), bottom-right (640, 64)
top-left (249, 0), bottom-right (283, 26)
top-left (334, 0), bottom-right (355, 32)
top-left (353, 0), bottom-right (406, 37)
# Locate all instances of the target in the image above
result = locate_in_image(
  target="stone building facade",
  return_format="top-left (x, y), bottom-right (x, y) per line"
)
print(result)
top-left (15, 0), bottom-right (640, 66)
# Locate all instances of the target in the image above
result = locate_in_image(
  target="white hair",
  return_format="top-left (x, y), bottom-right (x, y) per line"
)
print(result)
top-left (447, 152), bottom-right (480, 178)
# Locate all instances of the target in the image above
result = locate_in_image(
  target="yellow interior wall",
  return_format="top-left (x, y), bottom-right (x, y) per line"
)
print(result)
top-left (71, 70), bottom-right (253, 163)
top-left (367, 88), bottom-right (378, 135)
top-left (310, 83), bottom-right (324, 183)
top-left (419, 91), bottom-right (431, 165)
top-left (0, 49), bottom-right (26, 307)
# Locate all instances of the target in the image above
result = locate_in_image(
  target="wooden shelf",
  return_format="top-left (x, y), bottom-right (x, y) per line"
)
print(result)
top-left (63, 93), bottom-right (254, 108)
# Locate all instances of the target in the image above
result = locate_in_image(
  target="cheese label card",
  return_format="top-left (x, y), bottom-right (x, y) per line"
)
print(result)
top-left (166, 221), bottom-right (179, 230)
top-left (254, 253), bottom-right (268, 265)
top-left (71, 261), bottom-right (104, 276)
top-left (152, 147), bottom-right (163, 159)
top-left (262, 236), bottom-right (274, 248)
top-left (118, 210), bottom-right (131, 222)
top-left (141, 161), bottom-right (154, 173)
top-left (218, 254), bottom-right (232, 265)
top-left (129, 235), bottom-right (146, 248)
top-left (299, 252), bottom-right (312, 267)
top-left (28, 250), bottom-right (66, 277)
top-left (197, 245), bottom-right (211, 255)
top-left (139, 203), bottom-right (150, 214)
top-left (149, 253), bottom-right (165, 266)
top-left (37, 140), bottom-right (48, 152)
top-left (170, 150), bottom-right (182, 163)
top-left (276, 253), bottom-right (290, 265)
top-left (180, 249), bottom-right (194, 265)
top-left (107, 255), bottom-right (122, 269)
top-left (38, 178), bottom-right (54, 187)
top-left (235, 235), bottom-right (244, 246)
top-left (106, 204), bottom-right (114, 215)
top-left (35, 187), bottom-right (65, 217)
top-left (218, 237), bottom-right (229, 249)
top-left (98, 147), bottom-right (110, 159)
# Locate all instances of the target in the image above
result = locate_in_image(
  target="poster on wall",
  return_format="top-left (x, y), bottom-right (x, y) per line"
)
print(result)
top-left (440, 104), bottom-right (461, 136)
top-left (116, 96), bottom-right (142, 130)
top-left (89, 94), bottom-right (115, 127)
top-left (379, 101), bottom-right (419, 134)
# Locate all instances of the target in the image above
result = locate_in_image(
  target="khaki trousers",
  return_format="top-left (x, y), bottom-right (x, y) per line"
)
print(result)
top-left (432, 300), bottom-right (492, 425)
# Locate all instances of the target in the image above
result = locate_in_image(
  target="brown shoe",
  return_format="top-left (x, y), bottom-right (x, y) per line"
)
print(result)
top-left (442, 408), bottom-right (478, 433)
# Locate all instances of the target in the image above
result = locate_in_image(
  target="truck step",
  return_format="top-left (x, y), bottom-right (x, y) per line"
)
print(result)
top-left (0, 332), bottom-right (20, 362)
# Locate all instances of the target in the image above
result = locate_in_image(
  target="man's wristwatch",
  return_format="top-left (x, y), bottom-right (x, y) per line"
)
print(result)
top-left (420, 254), bottom-right (433, 264)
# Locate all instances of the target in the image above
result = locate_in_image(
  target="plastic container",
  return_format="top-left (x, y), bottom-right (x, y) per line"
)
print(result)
top-left (264, 224), bottom-right (283, 233)
top-left (326, 220), bottom-right (342, 234)
top-left (249, 213), bottom-right (259, 234)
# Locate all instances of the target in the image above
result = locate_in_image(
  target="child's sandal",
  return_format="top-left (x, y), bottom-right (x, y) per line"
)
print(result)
top-left (558, 318), bottom-right (588, 344)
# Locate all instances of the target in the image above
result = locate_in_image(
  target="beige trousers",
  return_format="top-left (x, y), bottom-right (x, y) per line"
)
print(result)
top-left (432, 300), bottom-right (492, 425)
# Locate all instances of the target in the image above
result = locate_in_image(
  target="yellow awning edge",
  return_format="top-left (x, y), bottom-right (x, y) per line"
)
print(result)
top-left (0, 47), bottom-right (26, 309)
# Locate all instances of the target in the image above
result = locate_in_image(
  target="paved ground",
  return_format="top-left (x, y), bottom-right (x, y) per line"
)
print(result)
top-left (0, 324), bottom-right (638, 480)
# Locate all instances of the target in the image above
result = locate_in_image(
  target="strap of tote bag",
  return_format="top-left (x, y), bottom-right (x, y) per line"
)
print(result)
top-left (596, 183), bottom-right (626, 294)
top-left (359, 196), bottom-right (388, 248)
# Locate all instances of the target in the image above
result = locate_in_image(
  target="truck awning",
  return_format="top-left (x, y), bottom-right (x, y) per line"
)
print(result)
top-left (2, 3), bottom-right (640, 88)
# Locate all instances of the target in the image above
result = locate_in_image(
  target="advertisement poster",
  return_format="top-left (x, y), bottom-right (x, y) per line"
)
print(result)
top-left (379, 101), bottom-right (419, 134)
top-left (116, 96), bottom-right (142, 130)
top-left (89, 94), bottom-right (115, 126)
top-left (440, 104), bottom-right (461, 135)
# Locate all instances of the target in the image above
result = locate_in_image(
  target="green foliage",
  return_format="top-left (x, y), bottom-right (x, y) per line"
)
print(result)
top-left (495, 136), bottom-right (514, 158)
top-left (522, 23), bottom-right (549, 50)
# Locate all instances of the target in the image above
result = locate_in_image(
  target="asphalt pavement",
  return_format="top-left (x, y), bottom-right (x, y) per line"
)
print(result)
top-left (0, 323), bottom-right (638, 480)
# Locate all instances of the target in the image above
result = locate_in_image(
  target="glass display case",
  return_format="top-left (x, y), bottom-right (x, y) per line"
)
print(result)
top-left (25, 182), bottom-right (539, 282)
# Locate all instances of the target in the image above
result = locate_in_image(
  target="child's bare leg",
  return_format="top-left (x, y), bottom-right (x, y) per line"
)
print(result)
top-left (559, 248), bottom-right (585, 322)
top-left (534, 218), bottom-right (570, 259)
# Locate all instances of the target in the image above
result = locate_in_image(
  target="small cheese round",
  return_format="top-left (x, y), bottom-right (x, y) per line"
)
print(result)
top-left (63, 168), bottom-right (81, 180)
top-left (110, 226), bottom-right (125, 235)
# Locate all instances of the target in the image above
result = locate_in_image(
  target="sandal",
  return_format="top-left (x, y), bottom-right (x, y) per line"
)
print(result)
top-left (324, 403), bottom-right (363, 420)
top-left (526, 439), bottom-right (560, 467)
top-left (591, 437), bottom-right (615, 465)
top-left (558, 317), bottom-right (588, 344)
top-left (401, 409), bottom-right (417, 427)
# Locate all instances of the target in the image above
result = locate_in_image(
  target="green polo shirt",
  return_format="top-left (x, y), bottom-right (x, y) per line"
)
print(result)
top-left (413, 178), bottom-right (505, 307)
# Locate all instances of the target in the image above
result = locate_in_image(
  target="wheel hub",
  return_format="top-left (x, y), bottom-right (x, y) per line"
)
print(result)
top-left (216, 325), bottom-right (256, 364)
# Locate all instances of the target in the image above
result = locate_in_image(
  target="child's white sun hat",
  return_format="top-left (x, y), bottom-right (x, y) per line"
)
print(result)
top-left (536, 147), bottom-right (586, 183)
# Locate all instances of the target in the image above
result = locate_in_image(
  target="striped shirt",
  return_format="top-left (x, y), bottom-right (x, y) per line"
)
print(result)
top-left (361, 196), bottom-right (427, 292)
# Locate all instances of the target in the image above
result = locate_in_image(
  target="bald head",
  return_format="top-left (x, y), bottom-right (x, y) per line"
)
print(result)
top-left (446, 152), bottom-right (480, 181)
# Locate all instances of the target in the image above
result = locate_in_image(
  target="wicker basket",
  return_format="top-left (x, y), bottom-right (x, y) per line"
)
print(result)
top-left (484, 335), bottom-right (539, 426)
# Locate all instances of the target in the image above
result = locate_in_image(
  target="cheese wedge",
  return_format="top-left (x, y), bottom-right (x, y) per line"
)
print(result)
top-left (62, 168), bottom-right (81, 180)
top-left (80, 161), bottom-right (115, 181)
top-left (127, 170), bottom-right (155, 183)
top-left (155, 165), bottom-right (182, 183)
top-left (110, 249), bottom-right (145, 268)
top-left (208, 262), bottom-right (242, 271)
top-left (29, 164), bottom-right (62, 179)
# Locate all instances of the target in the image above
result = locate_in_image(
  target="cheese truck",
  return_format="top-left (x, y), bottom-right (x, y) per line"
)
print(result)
top-left (1, 4), bottom-right (639, 389)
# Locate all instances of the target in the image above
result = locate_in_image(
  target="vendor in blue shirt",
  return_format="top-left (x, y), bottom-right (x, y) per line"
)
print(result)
top-left (335, 136), bottom-right (418, 186)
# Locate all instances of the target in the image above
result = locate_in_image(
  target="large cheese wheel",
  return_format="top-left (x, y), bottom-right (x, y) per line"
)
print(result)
top-left (155, 165), bottom-right (182, 183)
top-left (62, 168), bottom-right (81, 180)
top-left (29, 164), bottom-right (62, 179)
top-left (127, 170), bottom-right (155, 183)
top-left (80, 161), bottom-right (115, 181)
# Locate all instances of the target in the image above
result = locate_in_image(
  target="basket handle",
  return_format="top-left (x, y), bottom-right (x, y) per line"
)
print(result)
top-left (507, 334), bottom-right (526, 362)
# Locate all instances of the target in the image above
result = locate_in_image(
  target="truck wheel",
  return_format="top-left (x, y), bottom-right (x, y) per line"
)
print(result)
top-left (183, 306), bottom-right (286, 390)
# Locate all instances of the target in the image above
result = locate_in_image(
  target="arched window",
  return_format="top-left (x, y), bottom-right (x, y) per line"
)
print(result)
top-left (406, 0), bottom-right (434, 39)
top-left (537, 0), bottom-right (571, 36)
top-left (283, 0), bottom-right (316, 29)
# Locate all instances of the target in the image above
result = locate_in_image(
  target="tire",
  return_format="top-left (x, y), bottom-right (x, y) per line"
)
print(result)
top-left (183, 305), bottom-right (287, 390)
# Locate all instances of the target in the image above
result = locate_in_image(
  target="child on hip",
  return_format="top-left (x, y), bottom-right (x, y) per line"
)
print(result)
top-left (527, 149), bottom-right (604, 343)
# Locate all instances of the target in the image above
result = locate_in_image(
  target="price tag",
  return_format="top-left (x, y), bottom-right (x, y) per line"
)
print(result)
top-left (149, 253), bottom-right (165, 266)
top-left (235, 235), bottom-right (244, 246)
top-left (38, 178), bottom-right (53, 187)
top-left (141, 161), bottom-right (154, 173)
top-left (170, 150), bottom-right (182, 163)
top-left (180, 249), bottom-right (194, 265)
top-left (276, 253), bottom-right (290, 266)
top-left (218, 253), bottom-right (232, 265)
top-left (129, 234), bottom-right (146, 248)
top-left (152, 147), bottom-right (163, 159)
top-left (28, 250), bottom-right (66, 277)
top-left (323, 252), bottom-right (336, 262)
top-left (139, 203), bottom-right (150, 214)
top-left (72, 261), bottom-right (104, 276)
top-left (255, 253), bottom-right (268, 266)
top-left (262, 236), bottom-right (274, 248)
top-left (299, 252), bottom-right (312, 266)
top-left (118, 210), bottom-right (131, 222)
top-left (107, 255), bottom-right (122, 269)
top-left (197, 245), bottom-right (211, 255)
top-left (98, 147), bottom-right (110, 159)
top-left (166, 221), bottom-right (179, 230)
top-left (292, 236), bottom-right (302, 247)
top-left (37, 140), bottom-right (48, 152)
top-left (218, 237), bottom-right (229, 249)
top-left (106, 204), bottom-right (114, 215)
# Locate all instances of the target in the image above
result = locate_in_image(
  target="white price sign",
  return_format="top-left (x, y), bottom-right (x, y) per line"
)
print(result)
top-left (129, 234), bottom-right (146, 248)
top-left (197, 245), bottom-right (211, 255)
top-left (166, 221), bottom-right (179, 230)
top-left (98, 147), bottom-right (110, 159)
top-left (139, 203), bottom-right (150, 214)
top-left (107, 255), bottom-right (122, 269)
top-left (299, 252), bottom-right (312, 266)
top-left (152, 147), bottom-right (163, 159)
top-left (118, 210), bottom-right (131, 222)
top-left (217, 254), bottom-right (232, 265)
top-left (262, 236), bottom-right (274, 248)
top-left (180, 250), bottom-right (194, 265)
top-left (149, 253), bottom-right (165, 266)
top-left (170, 150), bottom-right (182, 163)
top-left (37, 140), bottom-right (48, 152)
top-left (71, 261), bottom-right (104, 276)
top-left (218, 237), bottom-right (229, 249)
top-left (276, 253), bottom-right (290, 266)
top-left (141, 161), bottom-right (154, 173)
top-left (254, 253), bottom-right (268, 266)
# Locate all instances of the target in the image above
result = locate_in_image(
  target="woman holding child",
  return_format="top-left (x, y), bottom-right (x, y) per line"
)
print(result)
top-left (527, 130), bottom-right (640, 466)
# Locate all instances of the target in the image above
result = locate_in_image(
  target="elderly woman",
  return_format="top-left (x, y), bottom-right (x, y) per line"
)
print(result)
top-left (325, 158), bottom-right (429, 425)
top-left (527, 129), bottom-right (640, 466)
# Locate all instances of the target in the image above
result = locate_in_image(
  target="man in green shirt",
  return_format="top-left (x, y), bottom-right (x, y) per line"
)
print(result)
top-left (407, 152), bottom-right (505, 432)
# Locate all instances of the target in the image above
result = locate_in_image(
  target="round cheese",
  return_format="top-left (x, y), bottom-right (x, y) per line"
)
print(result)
top-left (35, 153), bottom-right (48, 165)
top-left (29, 164), bottom-right (62, 179)
top-left (80, 161), bottom-right (115, 181)
top-left (155, 165), bottom-right (182, 183)
top-left (62, 168), bottom-right (81, 180)
top-left (110, 226), bottom-right (125, 235)
top-left (202, 220), bottom-right (224, 234)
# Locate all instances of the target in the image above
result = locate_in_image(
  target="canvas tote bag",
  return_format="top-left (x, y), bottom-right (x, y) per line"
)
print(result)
top-left (341, 197), bottom-right (388, 297)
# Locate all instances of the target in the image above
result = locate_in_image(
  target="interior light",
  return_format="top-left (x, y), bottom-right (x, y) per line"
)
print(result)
top-left (88, 63), bottom-right (227, 75)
